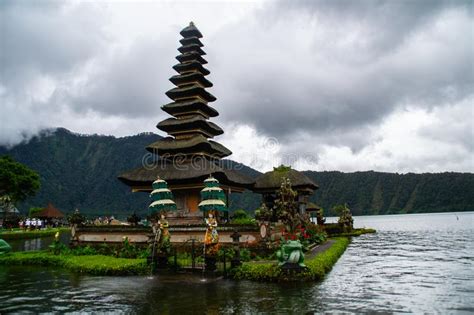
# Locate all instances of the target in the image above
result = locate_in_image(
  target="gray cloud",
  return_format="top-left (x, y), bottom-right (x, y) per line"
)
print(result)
top-left (0, 1), bottom-right (106, 88)
top-left (210, 0), bottom-right (473, 151)
top-left (66, 37), bottom-right (176, 118)
top-left (278, 0), bottom-right (471, 56)
top-left (0, 0), bottom-right (472, 172)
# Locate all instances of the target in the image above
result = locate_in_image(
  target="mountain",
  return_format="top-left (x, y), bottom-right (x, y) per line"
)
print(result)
top-left (0, 128), bottom-right (472, 217)
top-left (305, 171), bottom-right (474, 215)
top-left (0, 128), bottom-right (156, 217)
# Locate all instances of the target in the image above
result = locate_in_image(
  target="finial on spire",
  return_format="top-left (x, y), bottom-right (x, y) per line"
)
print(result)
top-left (190, 21), bottom-right (195, 26)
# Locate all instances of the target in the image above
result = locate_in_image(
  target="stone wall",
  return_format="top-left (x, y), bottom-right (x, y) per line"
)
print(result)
top-left (71, 225), bottom-right (261, 245)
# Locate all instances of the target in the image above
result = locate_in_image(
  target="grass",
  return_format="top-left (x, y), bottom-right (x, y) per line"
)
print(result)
top-left (330, 228), bottom-right (376, 237)
top-left (0, 251), bottom-right (148, 275)
top-left (0, 228), bottom-right (71, 240)
top-left (231, 237), bottom-right (350, 282)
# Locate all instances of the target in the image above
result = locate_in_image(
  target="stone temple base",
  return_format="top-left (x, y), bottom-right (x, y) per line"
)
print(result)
top-left (71, 225), bottom-right (260, 245)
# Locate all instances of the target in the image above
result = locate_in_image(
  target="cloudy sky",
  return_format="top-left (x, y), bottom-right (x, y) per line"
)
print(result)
top-left (1, 0), bottom-right (472, 173)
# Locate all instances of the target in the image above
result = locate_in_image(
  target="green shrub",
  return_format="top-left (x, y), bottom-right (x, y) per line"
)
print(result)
top-left (232, 209), bottom-right (250, 220)
top-left (240, 248), bottom-right (251, 262)
top-left (217, 247), bottom-right (235, 261)
top-left (71, 245), bottom-right (97, 256)
top-left (230, 217), bottom-right (257, 225)
top-left (330, 228), bottom-right (376, 237)
top-left (300, 237), bottom-right (350, 280)
top-left (232, 237), bottom-right (350, 282)
top-left (0, 251), bottom-right (148, 275)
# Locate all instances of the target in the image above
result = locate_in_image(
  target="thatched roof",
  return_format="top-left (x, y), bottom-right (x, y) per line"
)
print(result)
top-left (176, 52), bottom-right (207, 64)
top-left (36, 203), bottom-right (64, 218)
top-left (253, 165), bottom-right (318, 193)
top-left (146, 135), bottom-right (231, 158)
top-left (157, 116), bottom-right (223, 136)
top-left (180, 36), bottom-right (203, 47)
top-left (173, 61), bottom-right (210, 76)
top-left (180, 22), bottom-right (202, 38)
top-left (178, 44), bottom-right (206, 55)
top-left (162, 100), bottom-right (218, 118)
top-left (306, 202), bottom-right (321, 211)
top-left (118, 158), bottom-right (254, 189)
top-left (170, 72), bottom-right (212, 88)
top-left (166, 84), bottom-right (216, 102)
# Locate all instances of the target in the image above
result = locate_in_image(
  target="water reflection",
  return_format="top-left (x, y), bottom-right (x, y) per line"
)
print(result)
top-left (0, 212), bottom-right (473, 313)
top-left (8, 232), bottom-right (71, 252)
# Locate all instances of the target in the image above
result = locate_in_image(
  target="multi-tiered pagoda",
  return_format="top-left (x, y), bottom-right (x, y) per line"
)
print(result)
top-left (151, 22), bottom-right (231, 159)
top-left (119, 22), bottom-right (253, 223)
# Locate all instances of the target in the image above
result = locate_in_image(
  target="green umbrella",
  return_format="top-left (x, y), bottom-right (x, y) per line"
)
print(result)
top-left (198, 176), bottom-right (227, 212)
top-left (149, 177), bottom-right (177, 215)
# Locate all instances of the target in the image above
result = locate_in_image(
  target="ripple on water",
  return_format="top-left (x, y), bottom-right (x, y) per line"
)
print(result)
top-left (1, 212), bottom-right (473, 313)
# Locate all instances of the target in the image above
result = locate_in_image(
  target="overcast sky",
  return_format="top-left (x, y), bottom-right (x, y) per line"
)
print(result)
top-left (1, 0), bottom-right (472, 173)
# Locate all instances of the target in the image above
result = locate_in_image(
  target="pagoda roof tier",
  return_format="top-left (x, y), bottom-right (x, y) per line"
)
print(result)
top-left (162, 100), bottom-right (218, 118)
top-left (179, 36), bottom-right (203, 47)
top-left (118, 158), bottom-right (254, 190)
top-left (178, 44), bottom-right (206, 55)
top-left (157, 116), bottom-right (223, 137)
top-left (170, 72), bottom-right (212, 88)
top-left (166, 84), bottom-right (216, 102)
top-left (146, 135), bottom-right (231, 158)
top-left (176, 52), bottom-right (207, 64)
top-left (180, 22), bottom-right (203, 38)
top-left (173, 61), bottom-right (210, 75)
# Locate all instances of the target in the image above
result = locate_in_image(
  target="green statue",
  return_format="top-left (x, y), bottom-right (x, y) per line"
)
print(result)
top-left (0, 239), bottom-right (12, 255)
top-left (276, 240), bottom-right (306, 268)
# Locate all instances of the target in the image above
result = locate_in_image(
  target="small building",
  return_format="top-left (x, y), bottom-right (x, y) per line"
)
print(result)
top-left (253, 165), bottom-right (318, 214)
top-left (35, 203), bottom-right (65, 219)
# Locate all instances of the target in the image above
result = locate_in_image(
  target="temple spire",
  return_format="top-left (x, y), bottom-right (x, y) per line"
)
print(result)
top-left (147, 23), bottom-right (231, 159)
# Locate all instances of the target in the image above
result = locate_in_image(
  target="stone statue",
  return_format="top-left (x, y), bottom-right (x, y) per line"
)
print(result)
top-left (276, 240), bottom-right (306, 268)
top-left (204, 212), bottom-right (219, 256)
top-left (0, 239), bottom-right (11, 255)
top-left (157, 213), bottom-right (170, 254)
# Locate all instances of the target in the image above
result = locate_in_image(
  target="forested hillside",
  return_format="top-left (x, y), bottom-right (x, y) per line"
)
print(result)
top-left (0, 128), bottom-right (155, 216)
top-left (1, 128), bottom-right (472, 217)
top-left (305, 171), bottom-right (474, 215)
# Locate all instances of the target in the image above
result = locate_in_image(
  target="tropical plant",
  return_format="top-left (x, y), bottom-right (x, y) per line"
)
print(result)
top-left (29, 207), bottom-right (43, 217)
top-left (230, 209), bottom-right (256, 225)
top-left (68, 209), bottom-right (86, 225)
top-left (333, 203), bottom-right (354, 231)
top-left (273, 178), bottom-right (308, 234)
top-left (254, 203), bottom-right (272, 221)
top-left (0, 155), bottom-right (40, 203)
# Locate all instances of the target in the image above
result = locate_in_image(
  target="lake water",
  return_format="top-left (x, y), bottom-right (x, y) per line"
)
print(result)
top-left (8, 232), bottom-right (71, 252)
top-left (1, 212), bottom-right (473, 314)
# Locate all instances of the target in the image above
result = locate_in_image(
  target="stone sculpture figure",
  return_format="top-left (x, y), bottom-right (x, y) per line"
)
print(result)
top-left (157, 213), bottom-right (171, 254)
top-left (0, 239), bottom-right (11, 255)
top-left (204, 212), bottom-right (219, 255)
top-left (276, 240), bottom-right (306, 268)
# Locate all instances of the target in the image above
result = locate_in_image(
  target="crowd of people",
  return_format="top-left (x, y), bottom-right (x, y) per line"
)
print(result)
top-left (17, 218), bottom-right (63, 230)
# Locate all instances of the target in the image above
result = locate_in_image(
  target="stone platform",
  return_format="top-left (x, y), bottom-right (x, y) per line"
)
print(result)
top-left (71, 224), bottom-right (260, 245)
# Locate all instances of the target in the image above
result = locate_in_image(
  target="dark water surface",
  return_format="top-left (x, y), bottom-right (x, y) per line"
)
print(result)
top-left (1, 212), bottom-right (473, 314)
top-left (8, 232), bottom-right (71, 252)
